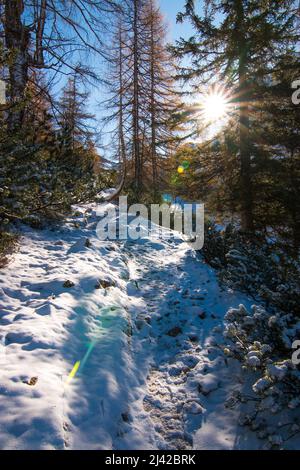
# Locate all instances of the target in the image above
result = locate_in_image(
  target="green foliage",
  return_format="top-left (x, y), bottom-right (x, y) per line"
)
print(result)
top-left (0, 78), bottom-right (110, 233)
top-left (0, 230), bottom-right (18, 267)
top-left (170, 137), bottom-right (240, 213)
top-left (223, 303), bottom-right (300, 448)
top-left (125, 183), bottom-right (164, 206)
top-left (173, 0), bottom-right (298, 86)
top-left (171, 0), bottom-right (300, 243)
top-left (202, 221), bottom-right (300, 316)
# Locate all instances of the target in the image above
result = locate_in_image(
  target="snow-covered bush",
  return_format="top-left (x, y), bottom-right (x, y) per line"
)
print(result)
top-left (0, 133), bottom-right (111, 230)
top-left (223, 304), bottom-right (300, 448)
top-left (0, 230), bottom-right (18, 267)
top-left (203, 222), bottom-right (300, 446)
top-left (202, 221), bottom-right (300, 317)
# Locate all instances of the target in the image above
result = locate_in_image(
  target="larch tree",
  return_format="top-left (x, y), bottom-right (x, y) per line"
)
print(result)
top-left (103, 12), bottom-right (131, 195)
top-left (143, 0), bottom-right (183, 194)
top-left (0, 0), bottom-right (116, 227)
top-left (105, 0), bottom-right (184, 198)
top-left (1, 0), bottom-right (122, 132)
top-left (59, 77), bottom-right (95, 154)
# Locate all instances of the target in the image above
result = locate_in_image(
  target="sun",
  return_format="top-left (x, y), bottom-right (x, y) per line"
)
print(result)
top-left (203, 93), bottom-right (227, 121)
top-left (200, 87), bottom-right (231, 124)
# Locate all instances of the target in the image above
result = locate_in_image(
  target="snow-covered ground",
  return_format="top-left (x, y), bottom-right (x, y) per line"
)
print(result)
top-left (0, 202), bottom-right (258, 450)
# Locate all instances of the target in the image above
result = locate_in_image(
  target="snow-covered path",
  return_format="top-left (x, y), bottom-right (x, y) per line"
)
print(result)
top-left (0, 203), bottom-right (252, 450)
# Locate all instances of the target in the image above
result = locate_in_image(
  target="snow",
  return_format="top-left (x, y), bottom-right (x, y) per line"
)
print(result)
top-left (246, 353), bottom-right (261, 368)
top-left (252, 377), bottom-right (272, 394)
top-left (197, 374), bottom-right (220, 396)
top-left (267, 363), bottom-right (288, 380)
top-left (0, 201), bottom-right (262, 450)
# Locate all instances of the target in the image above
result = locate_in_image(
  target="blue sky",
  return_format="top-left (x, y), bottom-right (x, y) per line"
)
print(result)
top-left (160, 0), bottom-right (194, 41)
top-left (90, 0), bottom-right (197, 153)
top-left (89, 0), bottom-right (197, 153)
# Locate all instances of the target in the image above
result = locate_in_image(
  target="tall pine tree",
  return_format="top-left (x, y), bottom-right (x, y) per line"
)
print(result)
top-left (172, 0), bottom-right (298, 231)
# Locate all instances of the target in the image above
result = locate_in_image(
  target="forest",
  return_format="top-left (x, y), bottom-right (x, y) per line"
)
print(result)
top-left (0, 0), bottom-right (300, 453)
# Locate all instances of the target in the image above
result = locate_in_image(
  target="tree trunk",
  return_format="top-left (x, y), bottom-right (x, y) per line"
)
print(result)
top-left (236, 0), bottom-right (254, 232)
top-left (4, 0), bottom-right (30, 132)
top-left (133, 0), bottom-right (142, 195)
top-left (150, 2), bottom-right (158, 191)
top-left (34, 0), bottom-right (47, 66)
top-left (118, 21), bottom-right (127, 186)
top-left (289, 148), bottom-right (300, 254)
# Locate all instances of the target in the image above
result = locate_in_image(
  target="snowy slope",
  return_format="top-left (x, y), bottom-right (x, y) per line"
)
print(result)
top-left (0, 202), bottom-right (255, 450)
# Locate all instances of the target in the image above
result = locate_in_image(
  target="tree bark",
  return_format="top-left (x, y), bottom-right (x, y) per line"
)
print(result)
top-left (133, 0), bottom-right (142, 195)
top-left (236, 0), bottom-right (254, 232)
top-left (289, 148), bottom-right (300, 253)
top-left (150, 1), bottom-right (158, 191)
top-left (34, 0), bottom-right (47, 66)
top-left (4, 0), bottom-right (30, 132)
top-left (118, 21), bottom-right (127, 187)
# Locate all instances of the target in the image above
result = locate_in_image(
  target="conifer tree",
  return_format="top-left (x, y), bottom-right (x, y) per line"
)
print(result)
top-left (105, 0), bottom-right (183, 199)
top-left (172, 0), bottom-right (299, 231)
top-left (59, 77), bottom-right (95, 157)
top-left (142, 0), bottom-right (183, 195)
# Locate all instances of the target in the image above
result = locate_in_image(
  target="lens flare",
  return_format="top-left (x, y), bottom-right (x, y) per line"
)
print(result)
top-left (162, 194), bottom-right (172, 203)
top-left (200, 85), bottom-right (232, 125)
top-left (67, 361), bottom-right (81, 383)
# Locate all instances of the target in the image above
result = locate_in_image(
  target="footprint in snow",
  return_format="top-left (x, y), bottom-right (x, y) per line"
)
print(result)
top-left (143, 368), bottom-right (194, 450)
